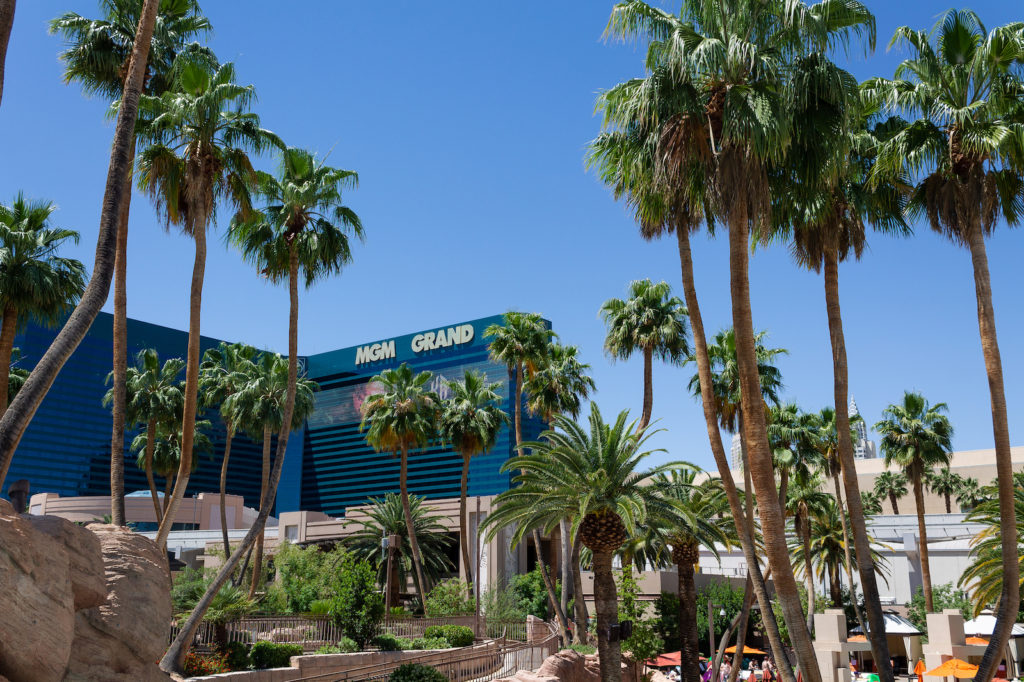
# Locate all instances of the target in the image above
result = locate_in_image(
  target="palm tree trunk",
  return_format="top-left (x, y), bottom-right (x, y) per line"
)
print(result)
top-left (944, 493), bottom-right (951, 515)
top-left (639, 346), bottom-right (653, 431)
top-left (163, 475), bottom-right (172, 515)
top-left (0, 305), bottom-right (17, 415)
top-left (912, 470), bottom-right (933, 612)
top-left (778, 466), bottom-right (789, 511)
top-left (162, 236), bottom-right (302, 674)
top-left (711, 588), bottom-right (749, 682)
top-left (0, 0), bottom-right (14, 108)
top-left (677, 549), bottom-right (700, 682)
top-left (593, 549), bottom-right (621, 682)
top-left (727, 204), bottom-right (819, 682)
top-left (108, 138), bottom-right (136, 528)
top-left (731, 420), bottom-right (756, 682)
top-left (889, 493), bottom-right (899, 515)
top-left (156, 221), bottom-right (206, 550)
top-left (829, 564), bottom-right (841, 608)
top-left (801, 512), bottom-right (815, 633)
top-left (832, 471), bottom-right (867, 633)
top-left (219, 422), bottom-right (234, 560)
top-left (560, 518), bottom-right (572, 630)
top-left (965, 226), bottom-right (1019, 682)
top-left (674, 225), bottom-right (794, 682)
top-left (144, 419), bottom-right (161, 523)
top-left (248, 425), bottom-right (271, 599)
top-left (400, 443), bottom-right (429, 610)
top-left (0, 0), bottom-right (158, 491)
top-left (572, 533), bottom-right (588, 644)
top-left (728, 587), bottom-right (755, 682)
top-left (823, 252), bottom-right (891, 680)
top-left (460, 452), bottom-right (473, 587)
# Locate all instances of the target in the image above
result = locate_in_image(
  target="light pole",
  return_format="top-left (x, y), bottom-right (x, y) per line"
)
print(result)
top-left (709, 602), bottom-right (725, 682)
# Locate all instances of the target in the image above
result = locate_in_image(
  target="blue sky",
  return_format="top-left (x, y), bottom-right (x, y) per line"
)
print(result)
top-left (1, 1), bottom-right (1021, 472)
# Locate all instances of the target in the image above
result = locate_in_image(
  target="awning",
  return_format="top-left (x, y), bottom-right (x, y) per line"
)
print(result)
top-left (725, 646), bottom-right (767, 655)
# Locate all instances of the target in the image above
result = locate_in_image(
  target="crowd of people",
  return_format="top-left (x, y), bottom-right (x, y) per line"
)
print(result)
top-left (665, 655), bottom-right (779, 682)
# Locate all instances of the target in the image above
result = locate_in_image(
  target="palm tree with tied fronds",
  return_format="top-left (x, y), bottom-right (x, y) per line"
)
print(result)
top-left (104, 348), bottom-right (183, 523)
top-left (361, 363), bottom-right (439, 611)
top-left (484, 405), bottom-right (679, 682)
top-left (875, 392), bottom-right (953, 612)
top-left (0, 195), bottom-right (87, 417)
top-left (136, 58), bottom-right (280, 553)
top-left (346, 493), bottom-right (455, 608)
top-left (438, 370), bottom-right (508, 589)
top-left (600, 279), bottom-right (689, 430)
top-left (865, 13), bottom-right (1024, 676)
top-left (927, 467), bottom-right (964, 514)
top-left (873, 471), bottom-right (908, 515)
top-left (199, 342), bottom-right (258, 559)
top-left (50, 0), bottom-right (211, 527)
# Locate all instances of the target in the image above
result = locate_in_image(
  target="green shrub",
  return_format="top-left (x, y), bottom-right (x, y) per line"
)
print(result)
top-left (423, 625), bottom-right (474, 648)
top-left (338, 636), bottom-right (359, 653)
top-left (410, 636), bottom-right (450, 650)
top-left (249, 641), bottom-right (302, 670)
top-left (424, 578), bottom-right (475, 617)
top-left (389, 663), bottom-right (448, 682)
top-left (326, 554), bottom-right (385, 648)
top-left (220, 641), bottom-right (250, 671)
top-left (372, 633), bottom-right (411, 651)
top-left (308, 599), bottom-right (333, 616)
top-left (390, 606), bottom-right (412, 618)
top-left (315, 644), bottom-right (342, 654)
top-left (564, 643), bottom-right (596, 655)
top-left (183, 651), bottom-right (230, 676)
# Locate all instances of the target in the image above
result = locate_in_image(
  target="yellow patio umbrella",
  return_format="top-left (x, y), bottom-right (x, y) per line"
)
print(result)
top-left (925, 659), bottom-right (979, 679)
top-left (725, 646), bottom-right (767, 655)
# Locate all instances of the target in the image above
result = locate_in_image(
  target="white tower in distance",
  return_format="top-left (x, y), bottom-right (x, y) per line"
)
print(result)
top-left (850, 397), bottom-right (878, 459)
top-left (731, 433), bottom-right (744, 469)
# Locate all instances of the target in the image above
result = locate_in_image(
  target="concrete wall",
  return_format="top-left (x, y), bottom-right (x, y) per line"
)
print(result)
top-left (28, 491), bottom-right (252, 530)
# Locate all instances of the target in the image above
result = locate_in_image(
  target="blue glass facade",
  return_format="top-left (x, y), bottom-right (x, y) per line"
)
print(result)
top-left (6, 313), bottom-right (543, 518)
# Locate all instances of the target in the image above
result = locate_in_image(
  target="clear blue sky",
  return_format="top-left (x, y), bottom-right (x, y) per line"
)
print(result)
top-left (1, 1), bottom-right (1021, 472)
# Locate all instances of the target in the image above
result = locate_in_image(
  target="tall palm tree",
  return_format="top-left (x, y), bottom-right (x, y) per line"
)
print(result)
top-left (231, 350), bottom-right (316, 598)
top-left (104, 348), bottom-right (183, 522)
top-left (656, 470), bottom-right (732, 682)
top-left (484, 312), bottom-right (569, 639)
top-left (860, 491), bottom-right (884, 516)
top-left (768, 403), bottom-right (822, 506)
top-left (957, 477), bottom-right (987, 513)
top-left (0, 0), bottom-right (12, 107)
top-left (786, 475), bottom-right (832, 630)
top-left (0, 195), bottom-right (86, 416)
top-left (131, 415), bottom-right (211, 517)
top-left (927, 467), bottom-right (964, 514)
top-left (346, 493), bottom-right (455, 607)
top-left (137, 59), bottom-right (279, 551)
top-left (484, 406), bottom-right (678, 682)
top-left (361, 363), bottom-right (439, 610)
top-left (438, 370), bottom-right (508, 588)
top-left (875, 392), bottom-right (953, 612)
top-left (959, 481), bottom-right (1024, 616)
top-left (599, 279), bottom-right (689, 430)
top-left (873, 471), bottom-right (908, 515)
top-left (588, 70), bottom-right (790, 678)
top-left (50, 0), bottom-right (211, 527)
top-left (0, 0), bottom-right (160, 495)
top-left (866, 13), bottom-right (1024, 678)
top-left (199, 342), bottom-right (258, 558)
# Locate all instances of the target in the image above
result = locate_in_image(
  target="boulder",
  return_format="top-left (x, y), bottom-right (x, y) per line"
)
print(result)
top-left (536, 650), bottom-right (601, 682)
top-left (0, 502), bottom-right (75, 682)
top-left (63, 524), bottom-right (173, 682)
top-left (25, 515), bottom-right (106, 610)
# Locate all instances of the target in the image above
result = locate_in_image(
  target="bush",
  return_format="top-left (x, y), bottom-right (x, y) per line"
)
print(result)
top-left (564, 643), bottom-right (596, 655)
top-left (482, 586), bottom-right (526, 622)
top-left (326, 553), bottom-right (385, 648)
top-left (507, 566), bottom-right (557, 619)
top-left (316, 644), bottom-right (342, 654)
top-left (617, 568), bottom-right (663, 665)
top-left (653, 591), bottom-right (681, 647)
top-left (424, 625), bottom-right (474, 648)
top-left (182, 651), bottom-right (230, 676)
top-left (220, 641), bottom-right (250, 671)
top-left (410, 636), bottom-right (450, 650)
top-left (424, 578), bottom-right (476, 617)
top-left (908, 583), bottom-right (972, 633)
top-left (308, 599), bottom-right (333, 616)
top-left (372, 633), bottom-right (411, 651)
top-left (389, 663), bottom-right (449, 682)
top-left (338, 636), bottom-right (360, 653)
top-left (249, 641), bottom-right (302, 670)
top-left (274, 541), bottom-right (349, 613)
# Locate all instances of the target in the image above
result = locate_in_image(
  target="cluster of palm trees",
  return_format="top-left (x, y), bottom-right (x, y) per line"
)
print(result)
top-left (585, 2), bottom-right (1024, 681)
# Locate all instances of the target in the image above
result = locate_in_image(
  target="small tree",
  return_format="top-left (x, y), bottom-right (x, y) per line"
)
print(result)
top-left (907, 583), bottom-right (971, 633)
top-left (327, 553), bottom-right (384, 648)
top-left (424, 578), bottom-right (476, 617)
top-left (617, 567), bottom-right (664, 665)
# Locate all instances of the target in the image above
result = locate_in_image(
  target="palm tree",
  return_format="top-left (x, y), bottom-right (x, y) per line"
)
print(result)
top-left (656, 470), bottom-right (732, 682)
top-left (137, 59), bottom-right (279, 551)
top-left (484, 406), bottom-right (678, 682)
top-left (361, 363), bottom-right (439, 610)
top-left (0, 0), bottom-right (12, 107)
top-left (484, 312), bottom-right (569, 639)
top-left (346, 493), bottom-right (455, 607)
top-left (131, 416), bottom-right (212, 517)
top-left (927, 468), bottom-right (964, 514)
top-left (199, 342), bottom-right (258, 558)
top-left (6, 348), bottom-right (27, 404)
top-left (866, 13), bottom-right (1024, 677)
top-left (859, 491), bottom-right (883, 516)
top-left (50, 0), bottom-right (211, 527)
top-left (438, 370), bottom-right (508, 588)
top-left (104, 348), bottom-right (183, 522)
top-left (599, 279), bottom-right (689, 430)
top-left (0, 0), bottom-right (159, 495)
top-left (957, 477), bottom-right (987, 513)
top-left (768, 403), bottom-right (822, 506)
top-left (875, 392), bottom-right (953, 612)
top-left (0, 195), bottom-right (86, 416)
top-left (959, 481), bottom-right (1024, 616)
top-left (873, 471), bottom-right (908, 515)
top-left (786, 475), bottom-right (832, 630)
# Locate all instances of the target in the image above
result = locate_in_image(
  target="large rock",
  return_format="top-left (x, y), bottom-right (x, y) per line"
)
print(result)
top-left (63, 524), bottom-right (172, 682)
top-left (0, 500), bottom-right (76, 682)
top-left (498, 649), bottom-right (634, 682)
top-left (25, 515), bottom-right (106, 610)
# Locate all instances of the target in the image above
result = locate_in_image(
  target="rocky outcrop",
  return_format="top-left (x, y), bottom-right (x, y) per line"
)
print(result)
top-left (497, 649), bottom-right (638, 682)
top-left (0, 501), bottom-right (173, 682)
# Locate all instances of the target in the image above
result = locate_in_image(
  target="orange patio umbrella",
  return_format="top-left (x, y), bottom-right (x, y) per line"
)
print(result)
top-left (849, 635), bottom-right (868, 643)
top-left (966, 637), bottom-right (990, 645)
top-left (725, 646), bottom-right (767, 655)
top-left (925, 659), bottom-right (979, 679)
top-left (647, 652), bottom-right (682, 667)
top-left (914, 658), bottom-right (927, 682)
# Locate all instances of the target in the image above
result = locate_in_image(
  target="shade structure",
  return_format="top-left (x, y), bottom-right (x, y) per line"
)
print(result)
top-left (963, 610), bottom-right (1024, 637)
top-left (966, 637), bottom-right (990, 645)
top-left (648, 652), bottom-right (682, 667)
top-left (925, 658), bottom-right (978, 678)
top-left (724, 646), bottom-right (766, 654)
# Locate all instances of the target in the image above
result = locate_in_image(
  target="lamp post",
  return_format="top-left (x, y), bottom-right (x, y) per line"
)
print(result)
top-left (709, 602), bottom-right (726, 682)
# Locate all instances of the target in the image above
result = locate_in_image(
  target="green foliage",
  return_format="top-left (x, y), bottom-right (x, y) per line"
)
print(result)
top-left (424, 578), bottom-right (476, 617)
top-left (308, 599), bottom-right (332, 616)
top-left (171, 567), bottom-right (208, 615)
top-left (390, 606), bottom-right (412, 618)
top-left (221, 642), bottom-right (250, 671)
top-left (259, 583), bottom-right (290, 615)
top-left (482, 585), bottom-right (527, 622)
top-left (183, 651), bottom-right (230, 676)
top-left (325, 552), bottom-right (385, 648)
top-left (249, 642), bottom-right (302, 670)
top-left (653, 591), bottom-right (681, 647)
top-left (315, 644), bottom-right (341, 654)
top-left (338, 637), bottom-right (360, 653)
top-left (424, 625), bottom-right (474, 648)
top-left (389, 663), bottom-right (449, 682)
top-left (617, 568), bottom-right (663, 664)
top-left (273, 541), bottom-right (343, 613)
top-left (695, 580), bottom-right (748, 641)
top-left (170, 568), bottom-right (254, 623)
top-left (565, 643), bottom-right (597, 655)
top-left (373, 633), bottom-right (411, 651)
top-left (507, 566), bottom-right (555, 620)
top-left (410, 636), bottom-right (451, 650)
top-left (908, 583), bottom-right (971, 632)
